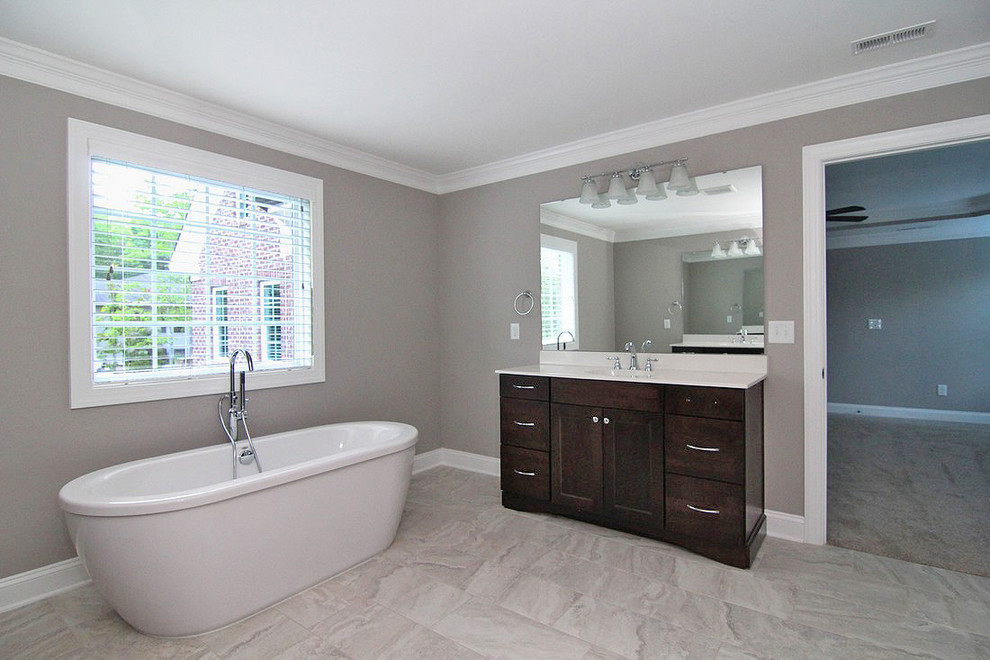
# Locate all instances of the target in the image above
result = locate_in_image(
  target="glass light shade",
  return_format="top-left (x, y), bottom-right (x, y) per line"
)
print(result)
top-left (675, 177), bottom-right (699, 196)
top-left (607, 173), bottom-right (629, 200)
top-left (744, 239), bottom-right (761, 256)
top-left (591, 194), bottom-right (612, 209)
top-left (711, 241), bottom-right (726, 258)
top-left (616, 190), bottom-right (638, 205)
top-left (727, 240), bottom-right (743, 257)
top-left (579, 178), bottom-right (599, 204)
top-left (667, 162), bottom-right (690, 190)
top-left (634, 169), bottom-right (659, 195)
top-left (645, 181), bottom-right (667, 200)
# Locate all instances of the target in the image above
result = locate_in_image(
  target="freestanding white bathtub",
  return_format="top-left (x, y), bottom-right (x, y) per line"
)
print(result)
top-left (58, 421), bottom-right (417, 637)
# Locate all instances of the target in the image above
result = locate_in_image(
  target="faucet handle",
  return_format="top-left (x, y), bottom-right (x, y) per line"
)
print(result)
top-left (605, 355), bottom-right (621, 369)
top-left (644, 357), bottom-right (659, 372)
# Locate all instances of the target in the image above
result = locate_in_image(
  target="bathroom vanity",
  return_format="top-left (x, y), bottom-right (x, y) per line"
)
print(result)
top-left (497, 354), bottom-right (766, 568)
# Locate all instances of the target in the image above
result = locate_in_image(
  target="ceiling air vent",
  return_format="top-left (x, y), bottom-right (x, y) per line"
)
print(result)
top-left (702, 184), bottom-right (736, 196)
top-left (852, 20), bottom-right (935, 55)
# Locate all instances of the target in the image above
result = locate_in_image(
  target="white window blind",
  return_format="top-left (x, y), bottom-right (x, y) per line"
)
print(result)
top-left (68, 119), bottom-right (325, 408)
top-left (90, 157), bottom-right (314, 383)
top-left (540, 235), bottom-right (578, 348)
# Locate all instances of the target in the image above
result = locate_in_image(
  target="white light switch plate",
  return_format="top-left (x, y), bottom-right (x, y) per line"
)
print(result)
top-left (768, 320), bottom-right (795, 344)
top-left (510, 323), bottom-right (519, 340)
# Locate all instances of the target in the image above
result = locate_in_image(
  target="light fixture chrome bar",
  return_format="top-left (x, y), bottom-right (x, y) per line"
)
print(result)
top-left (580, 158), bottom-right (688, 183)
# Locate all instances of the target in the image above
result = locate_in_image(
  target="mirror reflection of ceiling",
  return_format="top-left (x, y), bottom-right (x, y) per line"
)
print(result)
top-left (826, 139), bottom-right (990, 239)
top-left (541, 166), bottom-right (763, 243)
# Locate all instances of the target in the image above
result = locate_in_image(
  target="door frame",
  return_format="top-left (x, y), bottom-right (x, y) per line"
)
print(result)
top-left (801, 113), bottom-right (990, 544)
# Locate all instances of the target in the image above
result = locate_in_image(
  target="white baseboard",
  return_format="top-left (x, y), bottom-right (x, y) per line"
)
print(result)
top-left (412, 448), bottom-right (443, 474)
top-left (5, 449), bottom-right (803, 614)
top-left (828, 402), bottom-right (990, 425)
top-left (765, 509), bottom-right (807, 543)
top-left (418, 448), bottom-right (805, 542)
top-left (414, 447), bottom-right (500, 476)
top-left (0, 558), bottom-right (90, 614)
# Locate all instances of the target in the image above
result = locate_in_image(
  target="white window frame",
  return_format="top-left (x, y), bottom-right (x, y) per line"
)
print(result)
top-left (540, 234), bottom-right (579, 350)
top-left (68, 119), bottom-right (325, 408)
top-left (259, 280), bottom-right (283, 362)
top-left (211, 286), bottom-right (230, 361)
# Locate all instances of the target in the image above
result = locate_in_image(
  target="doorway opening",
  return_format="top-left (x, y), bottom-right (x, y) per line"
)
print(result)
top-left (802, 114), bottom-right (990, 571)
top-left (823, 140), bottom-right (990, 575)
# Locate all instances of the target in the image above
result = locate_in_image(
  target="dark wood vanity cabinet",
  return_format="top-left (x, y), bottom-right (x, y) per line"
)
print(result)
top-left (499, 375), bottom-right (551, 502)
top-left (500, 374), bottom-right (765, 568)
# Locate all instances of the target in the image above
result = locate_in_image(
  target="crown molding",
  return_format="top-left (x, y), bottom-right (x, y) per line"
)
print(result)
top-left (435, 42), bottom-right (990, 193)
top-left (0, 37), bottom-right (438, 193)
top-left (540, 208), bottom-right (616, 243)
top-left (2, 37), bottom-right (988, 196)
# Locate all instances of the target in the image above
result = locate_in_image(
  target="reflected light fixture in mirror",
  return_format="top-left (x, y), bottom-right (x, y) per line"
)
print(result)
top-left (540, 164), bottom-right (763, 354)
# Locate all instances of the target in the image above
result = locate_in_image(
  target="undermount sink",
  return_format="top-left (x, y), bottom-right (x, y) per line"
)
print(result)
top-left (582, 368), bottom-right (656, 380)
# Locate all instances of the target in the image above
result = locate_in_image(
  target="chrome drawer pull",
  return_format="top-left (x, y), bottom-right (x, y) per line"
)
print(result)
top-left (686, 444), bottom-right (720, 453)
top-left (513, 420), bottom-right (536, 427)
top-left (686, 504), bottom-right (720, 515)
top-left (513, 469), bottom-right (536, 477)
top-left (512, 384), bottom-right (536, 390)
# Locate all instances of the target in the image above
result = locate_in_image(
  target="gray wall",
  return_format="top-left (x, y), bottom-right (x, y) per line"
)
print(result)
top-left (614, 230), bottom-right (763, 351)
top-left (0, 76), bottom-right (442, 578)
top-left (3, 70), bottom-right (989, 579)
top-left (827, 237), bottom-right (990, 412)
top-left (437, 77), bottom-right (990, 520)
top-left (686, 256), bottom-right (763, 335)
top-left (539, 225), bottom-right (614, 351)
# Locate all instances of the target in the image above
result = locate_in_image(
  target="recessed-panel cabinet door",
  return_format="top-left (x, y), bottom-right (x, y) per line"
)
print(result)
top-left (603, 408), bottom-right (664, 528)
top-left (551, 403), bottom-right (603, 514)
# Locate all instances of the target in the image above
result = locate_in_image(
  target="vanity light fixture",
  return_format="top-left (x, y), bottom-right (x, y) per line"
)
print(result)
top-left (711, 238), bottom-right (761, 258)
top-left (744, 238), bottom-right (762, 256)
top-left (578, 158), bottom-right (688, 208)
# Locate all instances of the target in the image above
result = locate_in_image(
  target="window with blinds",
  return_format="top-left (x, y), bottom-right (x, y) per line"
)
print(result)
top-left (540, 234), bottom-right (578, 349)
top-left (68, 120), bottom-right (325, 408)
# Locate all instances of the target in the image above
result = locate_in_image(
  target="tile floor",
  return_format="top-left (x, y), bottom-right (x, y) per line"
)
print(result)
top-left (3, 466), bottom-right (990, 659)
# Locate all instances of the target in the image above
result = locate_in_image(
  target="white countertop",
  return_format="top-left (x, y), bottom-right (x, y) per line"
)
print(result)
top-left (497, 352), bottom-right (767, 389)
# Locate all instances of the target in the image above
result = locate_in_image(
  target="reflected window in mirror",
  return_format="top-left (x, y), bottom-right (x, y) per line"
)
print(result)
top-left (540, 234), bottom-right (578, 349)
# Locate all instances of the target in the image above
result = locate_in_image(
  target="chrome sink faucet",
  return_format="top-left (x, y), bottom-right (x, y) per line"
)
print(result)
top-left (624, 341), bottom-right (638, 370)
top-left (556, 330), bottom-right (575, 350)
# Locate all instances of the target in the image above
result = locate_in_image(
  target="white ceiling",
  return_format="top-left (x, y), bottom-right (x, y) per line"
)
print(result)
top-left (1, 1), bottom-right (989, 184)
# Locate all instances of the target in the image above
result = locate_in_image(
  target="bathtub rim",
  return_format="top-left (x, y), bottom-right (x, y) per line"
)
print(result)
top-left (58, 421), bottom-right (417, 518)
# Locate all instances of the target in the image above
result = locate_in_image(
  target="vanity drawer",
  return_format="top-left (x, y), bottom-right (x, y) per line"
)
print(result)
top-left (551, 377), bottom-right (663, 413)
top-left (665, 415), bottom-right (745, 484)
top-left (665, 473), bottom-right (744, 542)
top-left (500, 375), bottom-right (550, 401)
top-left (500, 445), bottom-right (550, 501)
top-left (665, 385), bottom-right (743, 421)
top-left (500, 398), bottom-right (549, 451)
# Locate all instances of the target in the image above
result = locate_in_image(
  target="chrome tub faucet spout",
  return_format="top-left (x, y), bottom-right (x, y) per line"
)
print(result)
top-left (219, 349), bottom-right (262, 478)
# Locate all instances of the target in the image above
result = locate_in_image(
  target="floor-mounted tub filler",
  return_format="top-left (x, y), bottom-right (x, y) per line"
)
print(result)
top-left (58, 421), bottom-right (418, 637)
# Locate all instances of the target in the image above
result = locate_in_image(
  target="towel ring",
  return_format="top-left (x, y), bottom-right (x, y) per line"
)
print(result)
top-left (513, 290), bottom-right (535, 315)
top-left (666, 300), bottom-right (682, 315)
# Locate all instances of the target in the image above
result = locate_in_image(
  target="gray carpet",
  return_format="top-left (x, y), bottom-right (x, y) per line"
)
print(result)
top-left (827, 413), bottom-right (990, 577)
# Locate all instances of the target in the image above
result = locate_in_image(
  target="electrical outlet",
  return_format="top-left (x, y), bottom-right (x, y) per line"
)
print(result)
top-left (664, 318), bottom-right (671, 329)
top-left (937, 384), bottom-right (948, 396)
top-left (726, 315), bottom-right (733, 324)
top-left (510, 323), bottom-right (519, 340)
